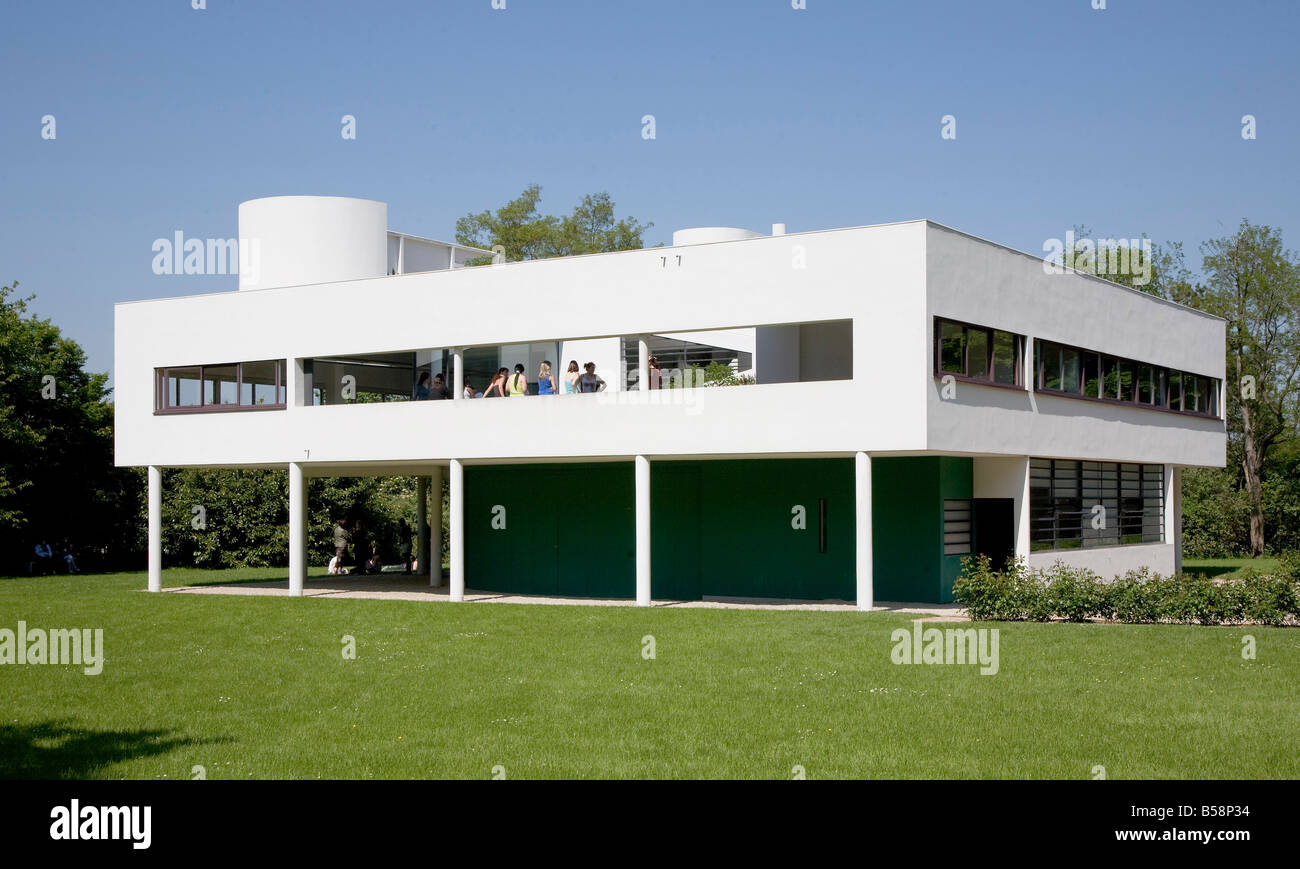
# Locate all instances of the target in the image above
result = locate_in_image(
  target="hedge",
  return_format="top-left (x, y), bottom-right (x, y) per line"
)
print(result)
top-left (953, 554), bottom-right (1300, 626)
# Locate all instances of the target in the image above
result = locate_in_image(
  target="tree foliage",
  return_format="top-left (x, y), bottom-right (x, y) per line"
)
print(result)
top-left (0, 281), bottom-right (142, 570)
top-left (455, 184), bottom-right (651, 262)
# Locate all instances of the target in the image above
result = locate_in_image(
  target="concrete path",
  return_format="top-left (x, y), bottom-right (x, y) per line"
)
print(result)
top-left (162, 574), bottom-right (965, 617)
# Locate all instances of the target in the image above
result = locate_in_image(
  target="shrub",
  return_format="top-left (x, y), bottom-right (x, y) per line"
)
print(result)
top-left (1277, 550), bottom-right (1300, 582)
top-left (954, 555), bottom-right (1050, 621)
top-left (1043, 563), bottom-right (1110, 622)
top-left (954, 560), bottom-right (1299, 626)
top-left (1239, 571), bottom-right (1300, 626)
top-left (1109, 568), bottom-right (1162, 623)
top-left (1159, 573), bottom-right (1223, 624)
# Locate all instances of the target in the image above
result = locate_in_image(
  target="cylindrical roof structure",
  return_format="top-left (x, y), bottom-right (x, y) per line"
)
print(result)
top-left (237, 196), bottom-right (387, 290)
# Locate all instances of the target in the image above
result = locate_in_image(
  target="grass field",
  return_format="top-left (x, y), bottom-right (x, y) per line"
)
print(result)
top-left (1, 569), bottom-right (1297, 779)
top-left (1183, 556), bottom-right (1282, 579)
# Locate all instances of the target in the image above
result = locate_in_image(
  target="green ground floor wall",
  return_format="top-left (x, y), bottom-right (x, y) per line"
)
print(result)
top-left (870, 456), bottom-right (972, 605)
top-left (464, 456), bottom-right (973, 603)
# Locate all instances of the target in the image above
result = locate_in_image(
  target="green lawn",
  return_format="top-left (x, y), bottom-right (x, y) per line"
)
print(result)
top-left (1183, 556), bottom-right (1282, 579)
top-left (1, 570), bottom-right (1297, 779)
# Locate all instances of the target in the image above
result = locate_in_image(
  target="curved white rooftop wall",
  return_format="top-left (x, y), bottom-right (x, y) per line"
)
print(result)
top-left (671, 226), bottom-right (765, 246)
top-left (238, 196), bottom-right (387, 290)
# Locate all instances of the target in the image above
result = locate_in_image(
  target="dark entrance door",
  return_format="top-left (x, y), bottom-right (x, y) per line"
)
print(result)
top-left (972, 498), bottom-right (1015, 571)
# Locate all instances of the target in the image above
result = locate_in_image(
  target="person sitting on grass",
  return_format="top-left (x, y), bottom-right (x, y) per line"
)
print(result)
top-left (365, 544), bottom-right (383, 575)
top-left (33, 539), bottom-right (54, 576)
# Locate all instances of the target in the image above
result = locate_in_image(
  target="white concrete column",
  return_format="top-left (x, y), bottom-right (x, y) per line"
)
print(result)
top-left (397, 235), bottom-right (405, 275)
top-left (855, 452), bottom-right (873, 611)
top-left (147, 466), bottom-right (162, 592)
top-left (635, 455), bottom-right (651, 605)
top-left (449, 459), bottom-right (464, 601)
top-left (429, 464), bottom-right (444, 586)
top-left (416, 476), bottom-right (428, 576)
top-left (1167, 465), bottom-right (1182, 573)
top-left (1015, 456), bottom-right (1032, 560)
top-left (289, 462), bottom-right (307, 596)
top-left (453, 347), bottom-right (463, 401)
top-left (637, 337), bottom-right (650, 391)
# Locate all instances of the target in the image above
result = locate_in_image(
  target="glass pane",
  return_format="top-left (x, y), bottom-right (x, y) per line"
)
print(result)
top-left (1041, 343), bottom-right (1061, 390)
top-left (1137, 364), bottom-right (1154, 404)
top-left (967, 329), bottom-right (989, 379)
top-left (240, 360), bottom-right (278, 406)
top-left (992, 331), bottom-right (1017, 384)
top-left (166, 367), bottom-right (202, 408)
top-left (1167, 371), bottom-right (1182, 410)
top-left (203, 365), bottom-right (239, 406)
top-left (1195, 376), bottom-right (1208, 413)
top-left (1082, 352), bottom-right (1100, 398)
top-left (1061, 348), bottom-right (1080, 393)
top-left (1115, 360), bottom-right (1133, 401)
top-left (939, 321), bottom-right (965, 373)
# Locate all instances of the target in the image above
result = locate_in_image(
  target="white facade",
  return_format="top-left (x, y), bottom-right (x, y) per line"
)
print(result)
top-left (116, 197), bottom-right (1227, 603)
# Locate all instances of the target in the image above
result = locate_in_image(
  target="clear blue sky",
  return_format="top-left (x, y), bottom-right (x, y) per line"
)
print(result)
top-left (1, 0), bottom-right (1296, 388)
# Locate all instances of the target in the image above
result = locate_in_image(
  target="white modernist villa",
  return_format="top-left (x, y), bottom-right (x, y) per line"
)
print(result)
top-left (115, 195), bottom-right (1226, 607)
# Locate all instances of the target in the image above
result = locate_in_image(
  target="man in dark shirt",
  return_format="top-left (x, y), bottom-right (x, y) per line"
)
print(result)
top-left (333, 519), bottom-right (350, 565)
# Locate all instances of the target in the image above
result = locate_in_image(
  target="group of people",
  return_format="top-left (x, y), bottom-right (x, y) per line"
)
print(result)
top-left (417, 360), bottom-right (612, 401)
top-left (32, 538), bottom-right (79, 575)
top-left (329, 518), bottom-right (415, 577)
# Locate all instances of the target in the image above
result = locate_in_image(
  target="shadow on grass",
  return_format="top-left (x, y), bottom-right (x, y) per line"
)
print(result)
top-left (0, 720), bottom-right (232, 779)
top-left (1185, 565), bottom-right (1237, 579)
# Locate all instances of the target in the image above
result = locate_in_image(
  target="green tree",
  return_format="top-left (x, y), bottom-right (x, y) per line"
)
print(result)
top-left (155, 469), bottom-right (422, 570)
top-left (0, 281), bottom-right (141, 570)
top-left (1199, 221), bottom-right (1300, 556)
top-left (455, 184), bottom-right (651, 262)
top-left (1063, 225), bottom-right (1197, 302)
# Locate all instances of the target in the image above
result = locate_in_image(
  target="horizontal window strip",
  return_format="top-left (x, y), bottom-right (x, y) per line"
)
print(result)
top-left (1029, 458), bottom-right (1164, 551)
top-left (1033, 338), bottom-right (1221, 418)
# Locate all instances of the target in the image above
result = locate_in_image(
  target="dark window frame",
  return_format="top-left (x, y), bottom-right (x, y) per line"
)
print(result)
top-left (1030, 458), bottom-right (1164, 551)
top-left (1033, 339), bottom-right (1221, 420)
top-left (932, 317), bottom-right (1025, 391)
top-left (155, 360), bottom-right (287, 414)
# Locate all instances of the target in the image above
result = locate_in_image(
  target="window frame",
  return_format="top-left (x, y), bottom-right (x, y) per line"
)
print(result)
top-left (155, 360), bottom-right (287, 414)
top-left (1030, 458), bottom-right (1164, 551)
top-left (1032, 339), bottom-right (1221, 420)
top-left (932, 317), bottom-right (1025, 391)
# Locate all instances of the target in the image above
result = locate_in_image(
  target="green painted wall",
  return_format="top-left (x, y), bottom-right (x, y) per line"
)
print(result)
top-left (465, 456), bottom-right (968, 604)
top-left (653, 458), bottom-right (855, 601)
top-left (465, 463), bottom-right (635, 598)
top-left (871, 456), bottom-right (972, 604)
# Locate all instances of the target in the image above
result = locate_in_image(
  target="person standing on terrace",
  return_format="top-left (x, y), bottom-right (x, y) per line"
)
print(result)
top-left (508, 364), bottom-right (528, 396)
top-left (563, 360), bottom-right (581, 394)
top-left (483, 367), bottom-right (509, 398)
top-left (579, 362), bottom-right (606, 393)
top-left (537, 361), bottom-right (557, 395)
